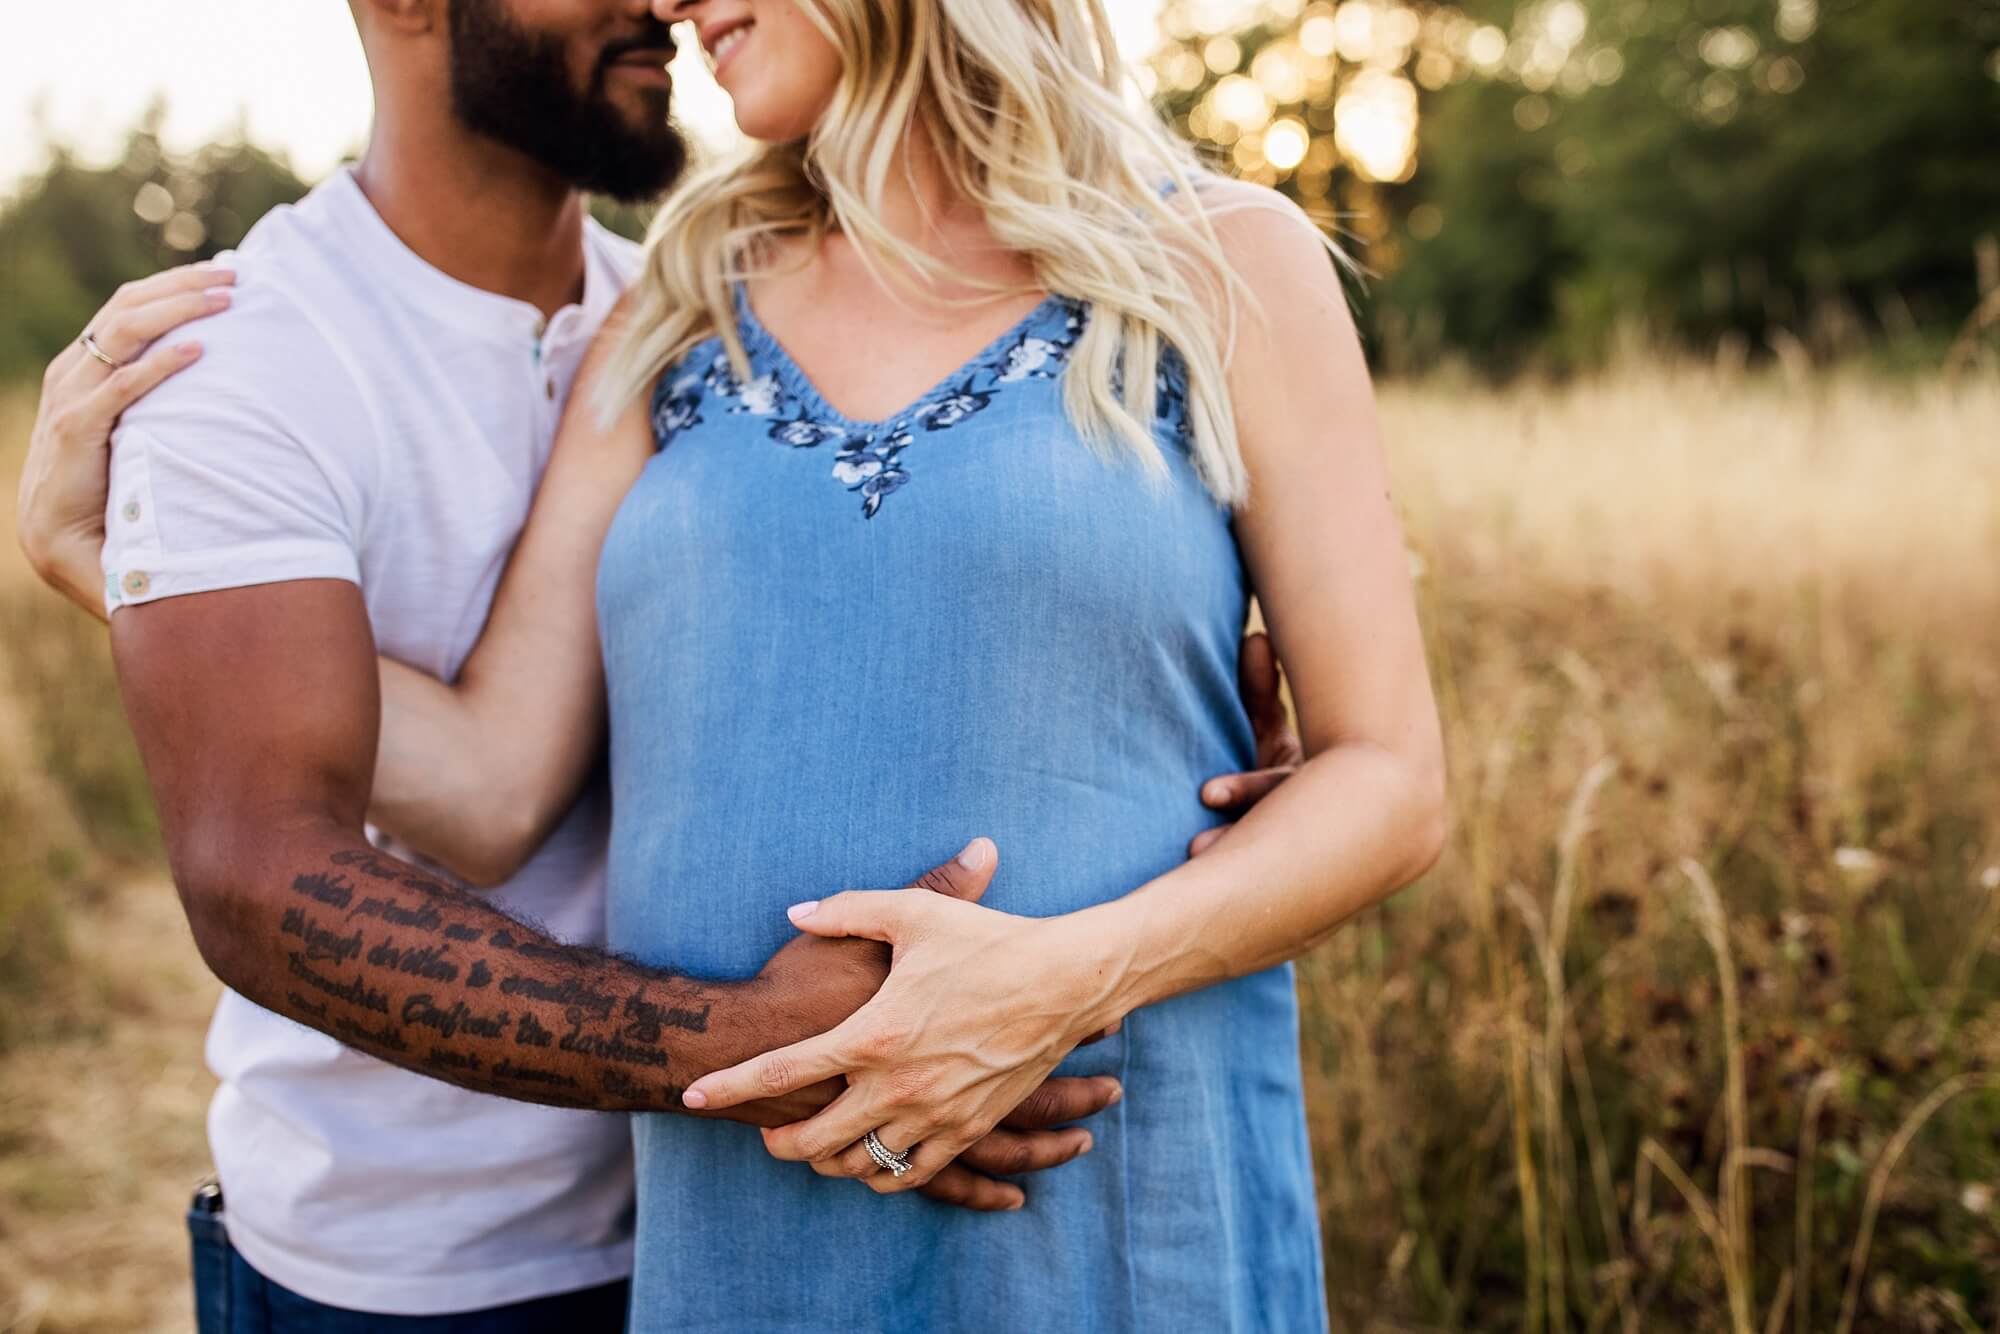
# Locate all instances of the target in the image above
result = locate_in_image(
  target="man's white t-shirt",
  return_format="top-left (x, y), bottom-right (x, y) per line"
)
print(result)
top-left (100, 168), bottom-right (640, 1316)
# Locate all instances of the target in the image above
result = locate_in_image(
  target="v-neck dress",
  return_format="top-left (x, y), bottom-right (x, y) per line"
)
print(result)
top-left (596, 285), bottom-right (1329, 1332)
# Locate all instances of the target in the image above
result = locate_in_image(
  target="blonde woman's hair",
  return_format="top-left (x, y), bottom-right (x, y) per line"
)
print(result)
top-left (598, 0), bottom-right (1312, 505)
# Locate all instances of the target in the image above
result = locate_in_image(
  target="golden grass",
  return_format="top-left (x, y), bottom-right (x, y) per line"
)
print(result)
top-left (2, 367), bottom-right (1998, 1330)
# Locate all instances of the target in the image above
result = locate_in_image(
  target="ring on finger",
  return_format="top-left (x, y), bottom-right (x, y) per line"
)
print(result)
top-left (863, 1129), bottom-right (914, 1179)
top-left (80, 332), bottom-right (124, 370)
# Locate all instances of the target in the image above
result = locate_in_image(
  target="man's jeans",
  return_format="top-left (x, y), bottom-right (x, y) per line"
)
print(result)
top-left (188, 1185), bottom-right (629, 1333)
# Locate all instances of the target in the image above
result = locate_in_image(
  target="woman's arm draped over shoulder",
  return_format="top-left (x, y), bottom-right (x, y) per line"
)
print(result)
top-left (369, 302), bottom-right (654, 886)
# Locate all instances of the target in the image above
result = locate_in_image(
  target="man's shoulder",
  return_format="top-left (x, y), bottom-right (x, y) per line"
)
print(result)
top-left (118, 268), bottom-right (360, 444)
top-left (120, 194), bottom-right (374, 441)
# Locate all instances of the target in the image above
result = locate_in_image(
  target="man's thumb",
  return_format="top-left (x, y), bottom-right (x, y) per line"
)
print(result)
top-left (910, 837), bottom-right (998, 903)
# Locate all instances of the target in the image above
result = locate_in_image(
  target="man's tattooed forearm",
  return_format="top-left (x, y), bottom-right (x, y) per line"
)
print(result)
top-left (557, 1013), bottom-right (671, 1069)
top-left (337, 1013), bottom-right (411, 1053)
top-left (350, 896), bottom-right (444, 933)
top-left (498, 973), bottom-right (617, 1019)
top-left (281, 907), bottom-right (363, 965)
top-left (492, 1058), bottom-right (580, 1091)
top-left (286, 990), bottom-right (330, 1023)
top-left (624, 993), bottom-right (711, 1039)
top-left (367, 938), bottom-right (460, 982)
top-left (602, 1067), bottom-right (689, 1109)
top-left (287, 952), bottom-right (390, 1013)
top-left (266, 849), bottom-right (724, 1111)
top-left (402, 994), bottom-right (513, 1040)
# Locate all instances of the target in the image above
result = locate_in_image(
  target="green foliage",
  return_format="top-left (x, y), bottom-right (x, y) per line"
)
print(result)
top-left (1155, 0), bottom-right (2000, 372)
top-left (0, 106), bottom-right (310, 384)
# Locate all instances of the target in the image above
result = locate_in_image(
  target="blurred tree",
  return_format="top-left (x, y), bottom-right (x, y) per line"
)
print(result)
top-left (0, 103), bottom-right (311, 382)
top-left (1153, 0), bottom-right (2000, 371)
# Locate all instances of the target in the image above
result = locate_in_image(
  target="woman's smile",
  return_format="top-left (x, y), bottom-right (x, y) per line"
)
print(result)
top-left (700, 15), bottom-right (755, 81)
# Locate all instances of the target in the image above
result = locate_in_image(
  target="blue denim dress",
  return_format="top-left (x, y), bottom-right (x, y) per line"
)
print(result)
top-left (598, 286), bottom-right (1328, 1332)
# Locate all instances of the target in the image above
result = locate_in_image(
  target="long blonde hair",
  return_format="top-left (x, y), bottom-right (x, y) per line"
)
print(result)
top-left (598, 0), bottom-right (1275, 504)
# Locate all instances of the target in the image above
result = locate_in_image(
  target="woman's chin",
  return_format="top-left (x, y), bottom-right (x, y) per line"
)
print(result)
top-left (729, 104), bottom-right (821, 145)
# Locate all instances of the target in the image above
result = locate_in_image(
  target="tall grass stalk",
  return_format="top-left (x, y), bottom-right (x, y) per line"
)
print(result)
top-left (1833, 1074), bottom-right (2000, 1334)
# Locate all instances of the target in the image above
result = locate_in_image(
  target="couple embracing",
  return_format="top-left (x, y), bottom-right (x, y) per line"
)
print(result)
top-left (18, 0), bottom-right (1445, 1329)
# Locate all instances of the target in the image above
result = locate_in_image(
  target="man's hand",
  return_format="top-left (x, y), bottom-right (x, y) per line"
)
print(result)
top-left (16, 263), bottom-right (233, 616)
top-left (1191, 630), bottom-right (1303, 856)
top-left (743, 852), bottom-right (1119, 1211)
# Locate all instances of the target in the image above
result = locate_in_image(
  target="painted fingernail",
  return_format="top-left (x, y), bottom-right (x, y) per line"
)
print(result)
top-left (787, 900), bottom-right (819, 924)
top-left (956, 837), bottom-right (994, 871)
top-left (682, 1088), bottom-right (708, 1109)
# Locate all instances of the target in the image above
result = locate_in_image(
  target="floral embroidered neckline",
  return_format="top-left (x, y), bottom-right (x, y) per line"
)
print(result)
top-left (650, 285), bottom-right (1184, 519)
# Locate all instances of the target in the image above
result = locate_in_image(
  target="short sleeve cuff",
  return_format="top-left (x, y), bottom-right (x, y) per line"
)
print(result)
top-left (102, 541), bottom-right (362, 616)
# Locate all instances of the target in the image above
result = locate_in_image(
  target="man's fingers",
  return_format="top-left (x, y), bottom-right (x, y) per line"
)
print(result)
top-left (83, 341), bottom-right (204, 425)
top-left (1200, 767), bottom-right (1295, 812)
top-left (92, 288), bottom-right (233, 366)
top-left (999, 1075), bottom-right (1122, 1131)
top-left (915, 1164), bottom-right (1024, 1212)
top-left (958, 1125), bottom-right (1094, 1177)
top-left (1240, 631), bottom-right (1285, 730)
top-left (907, 837), bottom-right (997, 904)
top-left (683, 1029), bottom-right (850, 1112)
top-left (1073, 1017), bottom-right (1122, 1048)
top-left (1240, 631), bottom-right (1305, 768)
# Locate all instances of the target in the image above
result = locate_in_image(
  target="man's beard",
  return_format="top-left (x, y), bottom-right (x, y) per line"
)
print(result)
top-left (446, 0), bottom-right (687, 203)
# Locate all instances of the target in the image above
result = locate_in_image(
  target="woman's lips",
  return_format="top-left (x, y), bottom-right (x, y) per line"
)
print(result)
top-left (709, 23), bottom-right (753, 80)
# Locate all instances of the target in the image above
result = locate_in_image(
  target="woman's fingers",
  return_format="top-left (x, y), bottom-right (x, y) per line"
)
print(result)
top-left (83, 340), bottom-right (205, 425)
top-left (997, 1076), bottom-right (1121, 1131)
top-left (90, 286), bottom-right (233, 367)
top-left (757, 1089), bottom-right (889, 1163)
top-left (78, 265), bottom-right (236, 365)
top-left (683, 1026), bottom-right (853, 1112)
top-left (782, 886), bottom-right (934, 943)
top-left (956, 1125), bottom-right (1093, 1177)
top-left (861, 1126), bottom-right (974, 1194)
top-left (813, 1142), bottom-right (1028, 1212)
top-left (816, 1140), bottom-right (884, 1180)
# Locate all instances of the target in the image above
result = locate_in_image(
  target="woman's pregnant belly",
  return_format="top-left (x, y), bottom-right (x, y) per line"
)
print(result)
top-left (605, 748), bottom-right (1222, 982)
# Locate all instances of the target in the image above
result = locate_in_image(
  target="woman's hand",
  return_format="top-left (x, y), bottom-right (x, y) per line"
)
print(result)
top-left (681, 840), bottom-right (1116, 1195)
top-left (16, 263), bottom-right (234, 615)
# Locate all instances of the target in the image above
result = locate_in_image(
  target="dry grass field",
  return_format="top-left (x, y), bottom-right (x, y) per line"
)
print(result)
top-left (1, 365), bottom-right (1996, 1332)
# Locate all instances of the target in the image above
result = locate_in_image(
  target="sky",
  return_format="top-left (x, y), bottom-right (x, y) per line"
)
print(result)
top-left (1, 1), bottom-right (1170, 195)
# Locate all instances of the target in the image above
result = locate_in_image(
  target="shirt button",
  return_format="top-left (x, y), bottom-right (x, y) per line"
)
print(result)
top-left (121, 570), bottom-right (151, 598)
top-left (121, 499), bottom-right (142, 523)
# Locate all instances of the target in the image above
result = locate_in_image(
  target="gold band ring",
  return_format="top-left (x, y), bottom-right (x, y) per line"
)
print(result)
top-left (81, 333), bottom-right (123, 370)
